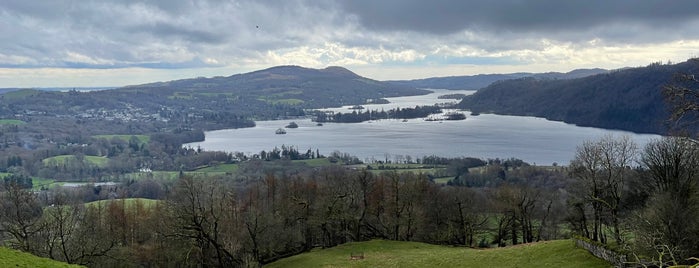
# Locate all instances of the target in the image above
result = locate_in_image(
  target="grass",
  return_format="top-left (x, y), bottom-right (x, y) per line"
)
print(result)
top-left (86, 198), bottom-right (161, 209)
top-left (32, 177), bottom-right (57, 190)
top-left (92, 134), bottom-right (150, 144)
top-left (0, 246), bottom-right (83, 267)
top-left (257, 97), bottom-right (305, 105)
top-left (0, 119), bottom-right (26, 125)
top-left (1, 89), bottom-right (40, 100)
top-left (432, 177), bottom-right (452, 184)
top-left (195, 163), bottom-right (239, 173)
top-left (294, 158), bottom-right (334, 167)
top-left (42, 155), bottom-right (108, 167)
top-left (266, 239), bottom-right (612, 268)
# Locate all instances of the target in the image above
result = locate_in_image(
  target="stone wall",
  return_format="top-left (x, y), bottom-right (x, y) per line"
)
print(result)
top-left (574, 239), bottom-right (628, 268)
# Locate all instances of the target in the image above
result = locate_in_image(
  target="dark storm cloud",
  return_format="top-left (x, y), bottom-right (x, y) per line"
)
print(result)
top-left (1, 0), bottom-right (698, 72)
top-left (338, 0), bottom-right (699, 38)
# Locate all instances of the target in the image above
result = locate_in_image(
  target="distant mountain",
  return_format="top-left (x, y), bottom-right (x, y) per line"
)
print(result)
top-left (126, 65), bottom-right (428, 108)
top-left (457, 60), bottom-right (699, 134)
top-left (387, 68), bottom-right (608, 90)
top-left (1, 66), bottom-right (429, 133)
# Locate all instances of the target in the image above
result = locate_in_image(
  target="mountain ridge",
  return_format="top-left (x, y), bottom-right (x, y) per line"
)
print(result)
top-left (387, 68), bottom-right (608, 90)
top-left (457, 60), bottom-right (699, 134)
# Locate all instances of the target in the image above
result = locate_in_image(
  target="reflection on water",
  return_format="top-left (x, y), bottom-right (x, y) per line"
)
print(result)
top-left (186, 89), bottom-right (660, 165)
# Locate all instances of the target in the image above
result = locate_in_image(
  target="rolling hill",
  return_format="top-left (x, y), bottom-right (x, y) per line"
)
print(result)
top-left (265, 239), bottom-right (611, 268)
top-left (0, 65), bottom-right (429, 143)
top-left (0, 247), bottom-right (83, 267)
top-left (120, 65), bottom-right (429, 109)
top-left (457, 60), bottom-right (699, 134)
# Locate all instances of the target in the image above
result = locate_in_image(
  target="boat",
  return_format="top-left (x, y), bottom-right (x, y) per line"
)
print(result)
top-left (348, 105), bottom-right (365, 110)
top-left (275, 128), bottom-right (287, 134)
top-left (285, 121), bottom-right (299, 128)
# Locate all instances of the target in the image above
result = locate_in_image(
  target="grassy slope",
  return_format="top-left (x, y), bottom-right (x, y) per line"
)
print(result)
top-left (0, 119), bottom-right (26, 125)
top-left (86, 198), bottom-right (161, 209)
top-left (42, 155), bottom-right (108, 167)
top-left (92, 134), bottom-right (150, 144)
top-left (195, 163), bottom-right (239, 173)
top-left (266, 240), bottom-right (611, 268)
top-left (0, 247), bottom-right (83, 268)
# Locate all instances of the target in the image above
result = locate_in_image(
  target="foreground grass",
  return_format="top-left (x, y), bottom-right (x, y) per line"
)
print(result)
top-left (0, 247), bottom-right (83, 267)
top-left (266, 239), bottom-right (611, 268)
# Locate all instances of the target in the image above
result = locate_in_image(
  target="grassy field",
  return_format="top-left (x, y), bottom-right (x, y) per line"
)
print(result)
top-left (195, 163), bottom-right (239, 173)
top-left (295, 158), bottom-right (334, 167)
top-left (32, 177), bottom-right (57, 190)
top-left (0, 247), bottom-right (83, 267)
top-left (92, 134), bottom-right (150, 144)
top-left (0, 119), bottom-right (26, 125)
top-left (432, 176), bottom-right (453, 184)
top-left (42, 155), bottom-right (108, 167)
top-left (266, 239), bottom-right (611, 268)
top-left (86, 198), bottom-right (161, 209)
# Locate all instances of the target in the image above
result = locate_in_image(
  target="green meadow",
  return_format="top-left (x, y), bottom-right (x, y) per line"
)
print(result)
top-left (266, 239), bottom-right (611, 268)
top-left (92, 134), bottom-right (150, 144)
top-left (0, 247), bottom-right (83, 267)
top-left (42, 155), bottom-right (108, 167)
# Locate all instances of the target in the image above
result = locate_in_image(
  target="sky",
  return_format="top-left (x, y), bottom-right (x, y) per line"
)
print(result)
top-left (2, 0), bottom-right (699, 87)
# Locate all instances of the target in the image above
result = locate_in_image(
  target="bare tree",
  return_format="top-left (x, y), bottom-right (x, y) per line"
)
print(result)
top-left (167, 176), bottom-right (242, 267)
top-left (0, 182), bottom-right (43, 253)
top-left (569, 135), bottom-right (637, 245)
top-left (636, 137), bottom-right (699, 264)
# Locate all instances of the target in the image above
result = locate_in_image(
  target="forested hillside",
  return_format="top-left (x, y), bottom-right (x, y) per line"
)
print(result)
top-left (458, 60), bottom-right (699, 134)
top-left (388, 68), bottom-right (607, 90)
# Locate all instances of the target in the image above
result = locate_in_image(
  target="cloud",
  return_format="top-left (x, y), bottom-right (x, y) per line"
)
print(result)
top-left (1, 0), bottom-right (699, 86)
top-left (338, 1), bottom-right (699, 40)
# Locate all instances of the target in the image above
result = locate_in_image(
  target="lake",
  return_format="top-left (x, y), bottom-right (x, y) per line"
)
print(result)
top-left (185, 89), bottom-right (660, 165)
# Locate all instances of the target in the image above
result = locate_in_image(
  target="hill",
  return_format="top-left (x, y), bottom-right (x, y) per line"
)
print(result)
top-left (457, 60), bottom-right (699, 134)
top-left (0, 247), bottom-right (83, 267)
top-left (388, 68), bottom-right (607, 90)
top-left (0, 66), bottom-right (428, 150)
top-left (266, 239), bottom-right (611, 268)
top-left (121, 65), bottom-right (429, 109)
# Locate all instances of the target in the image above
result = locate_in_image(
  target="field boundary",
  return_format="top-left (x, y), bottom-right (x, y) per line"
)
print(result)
top-left (574, 238), bottom-right (627, 268)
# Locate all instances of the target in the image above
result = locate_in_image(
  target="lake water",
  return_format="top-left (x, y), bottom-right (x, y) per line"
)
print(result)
top-left (185, 89), bottom-right (660, 165)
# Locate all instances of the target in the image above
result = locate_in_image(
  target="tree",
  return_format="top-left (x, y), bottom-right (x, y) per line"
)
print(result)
top-left (167, 176), bottom-right (243, 267)
top-left (663, 70), bottom-right (699, 134)
top-left (0, 182), bottom-right (43, 253)
top-left (569, 135), bottom-right (637, 245)
top-left (635, 137), bottom-right (699, 264)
